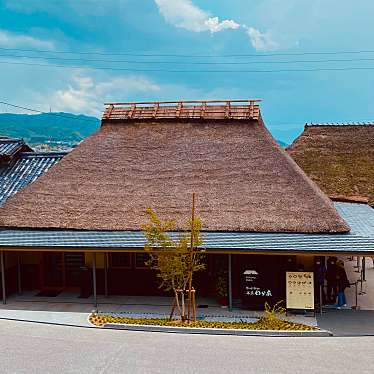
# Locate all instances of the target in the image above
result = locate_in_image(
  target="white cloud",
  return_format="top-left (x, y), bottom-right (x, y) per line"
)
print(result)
top-left (53, 76), bottom-right (96, 114)
top-left (52, 74), bottom-right (161, 116)
top-left (245, 27), bottom-right (278, 52)
top-left (0, 29), bottom-right (55, 50)
top-left (48, 71), bottom-right (245, 117)
top-left (154, 0), bottom-right (278, 51)
top-left (95, 76), bottom-right (160, 96)
top-left (154, 0), bottom-right (240, 33)
top-left (204, 17), bottom-right (240, 33)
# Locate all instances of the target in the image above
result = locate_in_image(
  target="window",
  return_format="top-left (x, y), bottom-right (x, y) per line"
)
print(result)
top-left (110, 253), bottom-right (132, 269)
top-left (135, 253), bottom-right (151, 269)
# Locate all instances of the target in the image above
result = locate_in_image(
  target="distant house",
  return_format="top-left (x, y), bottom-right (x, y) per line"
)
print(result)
top-left (0, 137), bottom-right (32, 165)
top-left (0, 102), bottom-right (373, 310)
top-left (287, 123), bottom-right (374, 206)
top-left (0, 137), bottom-right (66, 207)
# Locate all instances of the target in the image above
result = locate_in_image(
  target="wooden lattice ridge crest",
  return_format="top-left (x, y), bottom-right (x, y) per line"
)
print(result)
top-left (103, 99), bottom-right (262, 121)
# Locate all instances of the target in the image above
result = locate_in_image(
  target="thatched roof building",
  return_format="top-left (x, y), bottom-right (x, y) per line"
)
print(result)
top-left (0, 100), bottom-right (349, 233)
top-left (287, 123), bottom-right (374, 206)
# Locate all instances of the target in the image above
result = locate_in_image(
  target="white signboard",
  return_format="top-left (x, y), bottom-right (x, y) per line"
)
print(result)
top-left (286, 272), bottom-right (314, 310)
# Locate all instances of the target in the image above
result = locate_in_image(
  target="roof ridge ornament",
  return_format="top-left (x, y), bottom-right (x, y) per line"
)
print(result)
top-left (102, 99), bottom-right (262, 121)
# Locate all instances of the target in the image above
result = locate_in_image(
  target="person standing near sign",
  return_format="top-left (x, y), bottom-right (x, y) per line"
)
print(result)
top-left (336, 260), bottom-right (350, 309)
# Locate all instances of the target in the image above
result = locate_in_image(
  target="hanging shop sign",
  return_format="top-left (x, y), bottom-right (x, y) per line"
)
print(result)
top-left (286, 272), bottom-right (314, 310)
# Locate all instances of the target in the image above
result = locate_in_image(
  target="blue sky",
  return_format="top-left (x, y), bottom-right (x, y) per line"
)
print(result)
top-left (1, 0), bottom-right (374, 142)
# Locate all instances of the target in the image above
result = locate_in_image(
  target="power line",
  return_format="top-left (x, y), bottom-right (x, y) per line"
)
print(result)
top-left (1, 59), bottom-right (374, 73)
top-left (2, 46), bottom-right (374, 58)
top-left (3, 52), bottom-right (374, 66)
top-left (0, 100), bottom-right (99, 123)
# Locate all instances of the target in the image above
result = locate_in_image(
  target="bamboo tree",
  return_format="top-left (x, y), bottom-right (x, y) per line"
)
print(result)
top-left (141, 207), bottom-right (205, 321)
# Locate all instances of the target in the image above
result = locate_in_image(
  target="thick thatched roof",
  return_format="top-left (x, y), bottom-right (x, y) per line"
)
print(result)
top-left (0, 101), bottom-right (349, 233)
top-left (287, 123), bottom-right (374, 206)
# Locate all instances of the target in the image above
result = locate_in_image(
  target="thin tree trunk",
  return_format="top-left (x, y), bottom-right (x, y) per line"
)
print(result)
top-left (169, 297), bottom-right (176, 320)
top-left (187, 263), bottom-right (194, 321)
top-left (174, 290), bottom-right (182, 319)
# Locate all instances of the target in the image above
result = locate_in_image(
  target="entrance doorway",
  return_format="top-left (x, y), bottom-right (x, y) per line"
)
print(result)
top-left (41, 252), bottom-right (84, 290)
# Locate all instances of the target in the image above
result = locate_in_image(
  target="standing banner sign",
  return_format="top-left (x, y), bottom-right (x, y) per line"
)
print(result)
top-left (286, 272), bottom-right (314, 310)
top-left (242, 269), bottom-right (275, 309)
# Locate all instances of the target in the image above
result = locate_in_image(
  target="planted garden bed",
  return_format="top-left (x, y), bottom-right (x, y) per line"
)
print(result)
top-left (89, 313), bottom-right (317, 331)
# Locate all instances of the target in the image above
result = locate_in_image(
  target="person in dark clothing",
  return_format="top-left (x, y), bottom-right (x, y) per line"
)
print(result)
top-left (326, 257), bottom-right (338, 304)
top-left (314, 257), bottom-right (326, 305)
top-left (336, 260), bottom-right (350, 309)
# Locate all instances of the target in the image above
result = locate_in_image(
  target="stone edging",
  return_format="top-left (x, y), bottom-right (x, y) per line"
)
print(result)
top-left (103, 323), bottom-right (332, 337)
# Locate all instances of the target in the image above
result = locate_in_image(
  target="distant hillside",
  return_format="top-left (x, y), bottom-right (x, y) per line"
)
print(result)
top-left (0, 112), bottom-right (100, 147)
top-left (0, 112), bottom-right (287, 148)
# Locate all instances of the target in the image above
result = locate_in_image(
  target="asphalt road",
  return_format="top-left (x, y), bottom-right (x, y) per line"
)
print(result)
top-left (0, 320), bottom-right (372, 373)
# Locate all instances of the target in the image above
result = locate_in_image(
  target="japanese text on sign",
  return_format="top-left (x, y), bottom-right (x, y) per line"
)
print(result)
top-left (286, 272), bottom-right (314, 310)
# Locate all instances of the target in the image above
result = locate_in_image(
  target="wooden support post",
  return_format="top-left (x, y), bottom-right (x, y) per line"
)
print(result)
top-left (104, 252), bottom-right (108, 297)
top-left (1, 251), bottom-right (6, 305)
top-left (17, 254), bottom-right (22, 295)
top-left (176, 102), bottom-right (182, 118)
top-left (249, 100), bottom-right (254, 118)
top-left (105, 104), bottom-right (114, 119)
top-left (62, 252), bottom-right (66, 288)
top-left (225, 101), bottom-right (230, 119)
top-left (153, 102), bottom-right (159, 118)
top-left (200, 101), bottom-right (207, 119)
top-left (228, 254), bottom-right (233, 311)
top-left (92, 252), bottom-right (97, 311)
top-left (128, 104), bottom-right (136, 119)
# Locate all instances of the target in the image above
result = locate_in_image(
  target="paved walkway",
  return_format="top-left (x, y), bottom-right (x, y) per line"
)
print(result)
top-left (317, 309), bottom-right (374, 336)
top-left (0, 293), bottom-right (317, 327)
top-left (344, 256), bottom-right (374, 310)
top-left (313, 257), bottom-right (374, 336)
top-left (0, 309), bottom-right (91, 327)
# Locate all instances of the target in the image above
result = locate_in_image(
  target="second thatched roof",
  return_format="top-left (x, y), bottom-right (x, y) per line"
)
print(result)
top-left (287, 123), bottom-right (374, 206)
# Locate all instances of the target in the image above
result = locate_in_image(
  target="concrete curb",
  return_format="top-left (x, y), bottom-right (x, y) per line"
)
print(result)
top-left (103, 323), bottom-right (333, 337)
top-left (0, 316), bottom-right (331, 337)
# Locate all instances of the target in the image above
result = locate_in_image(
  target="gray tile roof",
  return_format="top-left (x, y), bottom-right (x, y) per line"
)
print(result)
top-left (334, 202), bottom-right (374, 237)
top-left (0, 202), bottom-right (373, 254)
top-left (0, 138), bottom-right (26, 159)
top-left (0, 152), bottom-right (66, 207)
